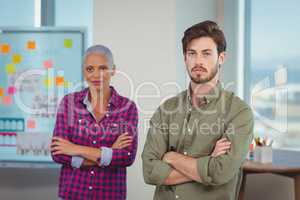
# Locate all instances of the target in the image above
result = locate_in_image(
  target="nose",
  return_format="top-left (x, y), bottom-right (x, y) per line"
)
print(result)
top-left (195, 54), bottom-right (205, 65)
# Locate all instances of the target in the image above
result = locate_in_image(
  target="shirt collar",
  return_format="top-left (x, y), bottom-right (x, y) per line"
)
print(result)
top-left (187, 81), bottom-right (223, 106)
top-left (81, 86), bottom-right (119, 107)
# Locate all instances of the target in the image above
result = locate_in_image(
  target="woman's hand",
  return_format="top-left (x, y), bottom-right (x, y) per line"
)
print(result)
top-left (112, 132), bottom-right (133, 149)
top-left (211, 138), bottom-right (231, 157)
top-left (51, 137), bottom-right (80, 156)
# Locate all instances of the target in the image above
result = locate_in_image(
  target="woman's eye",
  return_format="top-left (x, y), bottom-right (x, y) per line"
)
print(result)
top-left (86, 67), bottom-right (94, 72)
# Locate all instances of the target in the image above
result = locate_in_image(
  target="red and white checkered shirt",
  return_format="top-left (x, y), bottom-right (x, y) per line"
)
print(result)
top-left (51, 86), bottom-right (138, 200)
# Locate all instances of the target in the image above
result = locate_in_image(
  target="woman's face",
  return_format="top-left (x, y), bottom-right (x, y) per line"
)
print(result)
top-left (83, 53), bottom-right (115, 91)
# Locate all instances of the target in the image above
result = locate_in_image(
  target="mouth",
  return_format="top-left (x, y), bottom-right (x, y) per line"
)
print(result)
top-left (91, 81), bottom-right (101, 86)
top-left (192, 66), bottom-right (207, 73)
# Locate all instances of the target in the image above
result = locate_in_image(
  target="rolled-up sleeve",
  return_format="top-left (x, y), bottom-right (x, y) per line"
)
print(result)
top-left (108, 102), bottom-right (139, 168)
top-left (197, 106), bottom-right (254, 186)
top-left (142, 107), bottom-right (172, 186)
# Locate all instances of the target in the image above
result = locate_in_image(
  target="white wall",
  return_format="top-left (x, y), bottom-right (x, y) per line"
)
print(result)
top-left (93, 1), bottom-right (176, 199)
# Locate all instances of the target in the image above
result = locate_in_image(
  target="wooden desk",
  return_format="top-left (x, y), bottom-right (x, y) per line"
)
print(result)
top-left (239, 159), bottom-right (300, 200)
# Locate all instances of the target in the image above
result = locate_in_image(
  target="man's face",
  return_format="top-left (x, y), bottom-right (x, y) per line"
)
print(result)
top-left (83, 53), bottom-right (115, 91)
top-left (184, 37), bottom-right (225, 84)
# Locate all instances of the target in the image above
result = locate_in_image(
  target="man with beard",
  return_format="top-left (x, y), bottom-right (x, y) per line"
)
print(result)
top-left (142, 21), bottom-right (253, 200)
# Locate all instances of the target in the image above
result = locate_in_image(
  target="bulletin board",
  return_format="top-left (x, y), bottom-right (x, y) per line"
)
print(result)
top-left (0, 28), bottom-right (85, 165)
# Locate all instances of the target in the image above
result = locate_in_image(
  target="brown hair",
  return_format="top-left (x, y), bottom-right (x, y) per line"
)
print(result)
top-left (182, 20), bottom-right (226, 54)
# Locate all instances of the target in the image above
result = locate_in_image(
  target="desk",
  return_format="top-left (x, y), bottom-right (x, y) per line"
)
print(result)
top-left (239, 149), bottom-right (300, 200)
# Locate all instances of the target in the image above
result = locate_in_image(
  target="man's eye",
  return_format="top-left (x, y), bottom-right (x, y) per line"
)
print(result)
top-left (203, 52), bottom-right (210, 56)
top-left (188, 52), bottom-right (195, 56)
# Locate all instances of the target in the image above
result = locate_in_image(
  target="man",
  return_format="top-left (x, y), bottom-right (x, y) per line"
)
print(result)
top-left (142, 21), bottom-right (253, 200)
top-left (51, 45), bottom-right (138, 200)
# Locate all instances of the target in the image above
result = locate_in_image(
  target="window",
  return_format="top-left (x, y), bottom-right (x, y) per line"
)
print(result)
top-left (246, 0), bottom-right (300, 150)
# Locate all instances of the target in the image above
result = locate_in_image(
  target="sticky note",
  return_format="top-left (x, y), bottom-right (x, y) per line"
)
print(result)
top-left (27, 119), bottom-right (36, 129)
top-left (64, 81), bottom-right (71, 88)
top-left (27, 40), bottom-right (36, 50)
top-left (56, 76), bottom-right (64, 86)
top-left (3, 96), bottom-right (12, 105)
top-left (0, 88), bottom-right (4, 97)
top-left (12, 54), bottom-right (22, 64)
top-left (6, 63), bottom-right (16, 74)
top-left (0, 44), bottom-right (10, 54)
top-left (7, 86), bottom-right (16, 95)
top-left (43, 59), bottom-right (53, 69)
top-left (64, 39), bottom-right (73, 48)
top-left (43, 78), bottom-right (52, 88)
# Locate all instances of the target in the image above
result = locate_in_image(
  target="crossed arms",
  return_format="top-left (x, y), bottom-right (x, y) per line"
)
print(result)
top-left (142, 106), bottom-right (253, 186)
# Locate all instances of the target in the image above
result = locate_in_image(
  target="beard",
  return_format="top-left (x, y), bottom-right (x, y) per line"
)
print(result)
top-left (189, 63), bottom-right (219, 84)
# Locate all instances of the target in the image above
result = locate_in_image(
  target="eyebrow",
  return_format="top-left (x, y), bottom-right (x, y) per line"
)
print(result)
top-left (86, 65), bottom-right (108, 68)
top-left (186, 48), bottom-right (212, 53)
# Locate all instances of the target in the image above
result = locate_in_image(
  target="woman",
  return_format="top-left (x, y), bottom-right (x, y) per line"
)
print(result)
top-left (51, 45), bottom-right (138, 200)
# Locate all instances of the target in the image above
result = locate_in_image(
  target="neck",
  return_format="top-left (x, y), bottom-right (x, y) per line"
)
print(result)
top-left (89, 86), bottom-right (111, 109)
top-left (190, 77), bottom-right (219, 106)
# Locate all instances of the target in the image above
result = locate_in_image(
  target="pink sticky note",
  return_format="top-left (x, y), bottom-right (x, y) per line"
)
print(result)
top-left (27, 119), bottom-right (36, 129)
top-left (3, 96), bottom-right (12, 105)
top-left (43, 59), bottom-right (53, 69)
top-left (7, 86), bottom-right (17, 95)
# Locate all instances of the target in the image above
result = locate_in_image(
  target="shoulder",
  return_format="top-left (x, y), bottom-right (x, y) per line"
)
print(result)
top-left (159, 90), bottom-right (186, 112)
top-left (60, 88), bottom-right (88, 104)
top-left (223, 90), bottom-right (253, 121)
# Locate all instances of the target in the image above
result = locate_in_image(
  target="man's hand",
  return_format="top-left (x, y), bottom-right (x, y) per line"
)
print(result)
top-left (51, 137), bottom-right (80, 156)
top-left (211, 138), bottom-right (231, 157)
top-left (112, 132), bottom-right (133, 149)
top-left (163, 151), bottom-right (181, 165)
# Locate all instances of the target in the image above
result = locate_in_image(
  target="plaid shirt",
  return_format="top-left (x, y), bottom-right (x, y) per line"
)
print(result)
top-left (51, 86), bottom-right (138, 200)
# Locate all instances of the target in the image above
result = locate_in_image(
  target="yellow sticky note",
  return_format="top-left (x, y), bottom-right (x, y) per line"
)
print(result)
top-left (12, 54), bottom-right (22, 64)
top-left (27, 40), bottom-right (36, 50)
top-left (43, 78), bottom-right (52, 88)
top-left (64, 39), bottom-right (73, 48)
top-left (6, 63), bottom-right (16, 74)
top-left (0, 88), bottom-right (4, 97)
top-left (0, 44), bottom-right (10, 54)
top-left (64, 81), bottom-right (70, 88)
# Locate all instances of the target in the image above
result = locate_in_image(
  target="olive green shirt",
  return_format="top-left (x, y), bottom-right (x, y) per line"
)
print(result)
top-left (142, 83), bottom-right (254, 200)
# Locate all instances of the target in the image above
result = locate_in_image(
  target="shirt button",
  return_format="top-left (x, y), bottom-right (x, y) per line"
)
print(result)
top-left (93, 140), bottom-right (96, 144)
top-left (89, 186), bottom-right (93, 190)
top-left (78, 119), bottom-right (82, 123)
top-left (105, 113), bottom-right (109, 117)
top-left (91, 171), bottom-right (94, 175)
top-left (183, 152), bottom-right (187, 155)
top-left (175, 195), bottom-right (179, 199)
top-left (188, 128), bottom-right (191, 132)
top-left (94, 124), bottom-right (99, 128)
top-left (127, 152), bottom-right (131, 156)
top-left (113, 123), bottom-right (117, 127)
top-left (188, 108), bottom-right (192, 112)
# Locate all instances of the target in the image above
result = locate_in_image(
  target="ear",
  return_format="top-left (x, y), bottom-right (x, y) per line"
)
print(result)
top-left (218, 52), bottom-right (226, 65)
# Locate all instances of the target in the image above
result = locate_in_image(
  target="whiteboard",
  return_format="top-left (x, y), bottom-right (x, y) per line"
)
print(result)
top-left (0, 28), bottom-right (86, 165)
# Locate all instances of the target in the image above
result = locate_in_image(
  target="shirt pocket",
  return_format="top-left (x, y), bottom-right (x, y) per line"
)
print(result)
top-left (97, 121), bottom-right (123, 147)
top-left (189, 117), bottom-right (225, 156)
top-left (70, 118), bottom-right (92, 146)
